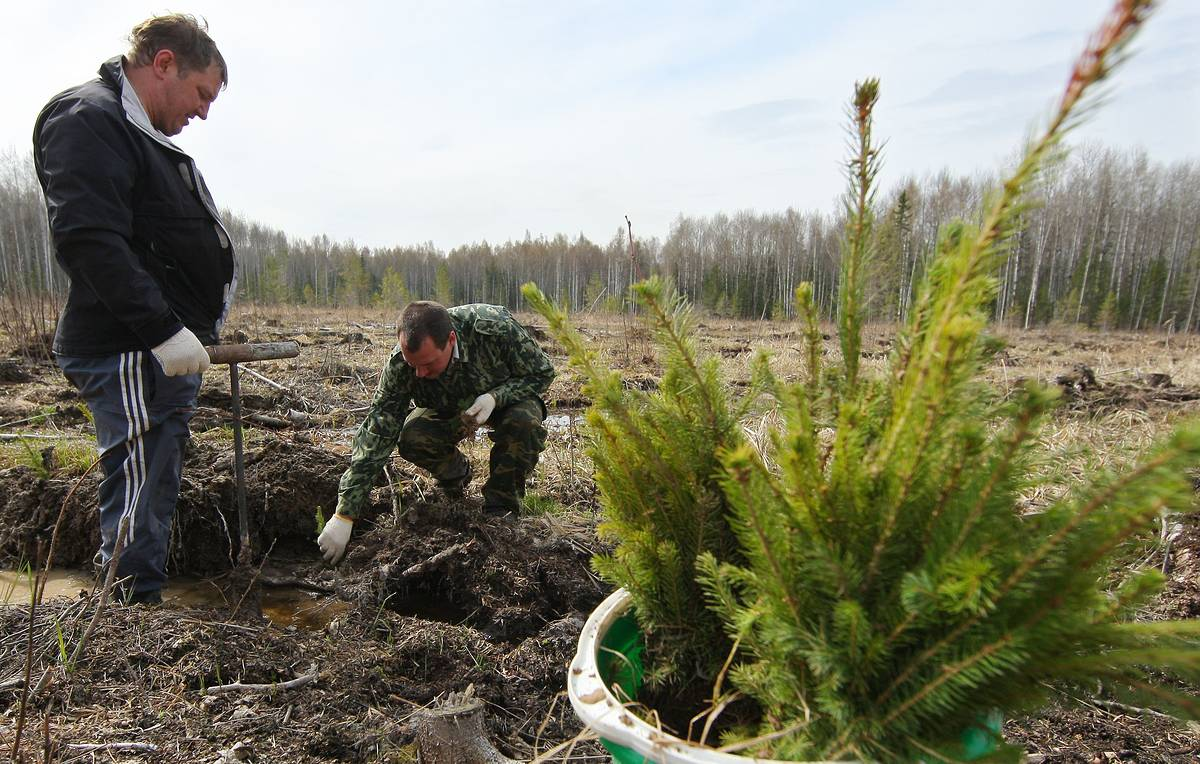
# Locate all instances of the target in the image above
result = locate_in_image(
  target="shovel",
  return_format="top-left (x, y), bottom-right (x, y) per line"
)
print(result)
top-left (206, 341), bottom-right (301, 566)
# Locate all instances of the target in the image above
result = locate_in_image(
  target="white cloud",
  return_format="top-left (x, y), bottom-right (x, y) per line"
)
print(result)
top-left (3, 1), bottom-right (1195, 250)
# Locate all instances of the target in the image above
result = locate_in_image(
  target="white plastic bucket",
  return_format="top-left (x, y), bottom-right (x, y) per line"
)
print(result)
top-left (567, 588), bottom-right (1001, 764)
top-left (567, 588), bottom-right (826, 763)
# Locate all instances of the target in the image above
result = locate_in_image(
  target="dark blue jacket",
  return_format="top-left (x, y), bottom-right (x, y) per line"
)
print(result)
top-left (33, 57), bottom-right (236, 356)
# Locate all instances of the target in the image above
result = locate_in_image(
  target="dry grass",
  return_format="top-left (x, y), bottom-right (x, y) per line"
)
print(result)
top-left (1, 306), bottom-right (1197, 762)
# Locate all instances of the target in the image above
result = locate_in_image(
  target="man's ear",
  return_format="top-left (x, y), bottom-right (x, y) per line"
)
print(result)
top-left (151, 49), bottom-right (178, 79)
top-left (447, 330), bottom-right (457, 350)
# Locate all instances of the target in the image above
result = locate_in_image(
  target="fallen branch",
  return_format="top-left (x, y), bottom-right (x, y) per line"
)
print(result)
top-left (257, 574), bottom-right (335, 594)
top-left (195, 407), bottom-right (293, 431)
top-left (0, 433), bottom-right (74, 441)
top-left (1091, 698), bottom-right (1177, 721)
top-left (66, 742), bottom-right (160, 753)
top-left (202, 667), bottom-right (318, 696)
top-left (239, 364), bottom-right (301, 397)
top-left (42, 516), bottom-right (131, 697)
top-left (245, 413), bottom-right (292, 429)
top-left (24, 518), bottom-right (125, 703)
top-left (0, 414), bottom-right (59, 430)
top-left (13, 540), bottom-right (45, 762)
top-left (175, 616), bottom-right (266, 635)
top-left (402, 541), bottom-right (474, 578)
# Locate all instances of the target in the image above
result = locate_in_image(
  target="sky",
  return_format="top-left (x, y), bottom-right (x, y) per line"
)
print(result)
top-left (2, 1), bottom-right (1196, 251)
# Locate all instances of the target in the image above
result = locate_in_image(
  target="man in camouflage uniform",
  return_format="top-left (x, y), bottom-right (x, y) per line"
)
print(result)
top-left (317, 300), bottom-right (555, 564)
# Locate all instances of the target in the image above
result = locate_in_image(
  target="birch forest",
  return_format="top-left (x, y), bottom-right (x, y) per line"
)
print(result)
top-left (3, 143), bottom-right (1199, 332)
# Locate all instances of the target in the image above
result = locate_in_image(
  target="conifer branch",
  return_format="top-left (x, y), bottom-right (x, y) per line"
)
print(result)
top-left (994, 444), bottom-right (1179, 603)
top-left (879, 5), bottom-right (1150, 482)
top-left (525, 4), bottom-right (1182, 758)
top-left (943, 393), bottom-right (1045, 559)
top-left (1089, 569), bottom-right (1166, 624)
top-left (1043, 648), bottom-right (1200, 676)
top-left (865, 634), bottom-right (1014, 755)
top-left (878, 499), bottom-right (1181, 751)
top-left (526, 280), bottom-right (749, 681)
top-left (883, 610), bottom-right (918, 651)
top-left (871, 230), bottom-right (974, 478)
top-left (796, 283), bottom-right (823, 399)
top-left (1095, 617), bottom-right (1200, 640)
top-left (860, 337), bottom-right (966, 596)
top-left (1073, 497), bottom-right (1169, 572)
top-left (724, 455), bottom-right (806, 628)
top-left (531, 286), bottom-right (719, 524)
top-left (904, 734), bottom-right (979, 764)
top-left (875, 443), bottom-right (1182, 712)
top-left (920, 439), bottom-right (973, 549)
top-left (874, 614), bottom-right (975, 708)
top-left (874, 0), bottom-right (1147, 470)
top-left (633, 279), bottom-right (721, 432)
top-left (838, 79), bottom-right (881, 390)
top-left (961, 0), bottom-right (1152, 292)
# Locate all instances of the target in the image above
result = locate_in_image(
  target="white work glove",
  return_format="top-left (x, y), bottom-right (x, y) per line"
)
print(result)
top-left (463, 393), bottom-right (496, 426)
top-left (150, 327), bottom-right (210, 376)
top-left (317, 514), bottom-right (354, 565)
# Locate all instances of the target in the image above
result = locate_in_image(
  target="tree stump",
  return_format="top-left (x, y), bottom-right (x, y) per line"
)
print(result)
top-left (414, 684), bottom-right (518, 764)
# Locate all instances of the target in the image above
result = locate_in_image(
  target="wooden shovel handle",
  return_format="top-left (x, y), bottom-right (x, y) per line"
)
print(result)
top-left (205, 341), bottom-right (300, 365)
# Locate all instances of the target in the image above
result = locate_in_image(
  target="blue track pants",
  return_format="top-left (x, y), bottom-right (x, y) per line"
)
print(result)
top-left (56, 351), bottom-right (201, 597)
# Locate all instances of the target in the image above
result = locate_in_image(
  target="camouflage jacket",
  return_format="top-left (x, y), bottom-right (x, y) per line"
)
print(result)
top-left (335, 304), bottom-right (555, 518)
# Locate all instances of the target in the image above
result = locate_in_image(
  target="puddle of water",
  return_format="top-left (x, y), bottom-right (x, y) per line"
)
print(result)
top-left (261, 588), bottom-right (351, 630)
top-left (1, 570), bottom-right (348, 630)
top-left (163, 577), bottom-right (350, 630)
top-left (0, 569), bottom-right (94, 604)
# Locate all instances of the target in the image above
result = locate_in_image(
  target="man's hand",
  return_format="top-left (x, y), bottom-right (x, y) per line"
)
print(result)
top-left (463, 393), bottom-right (496, 426)
top-left (318, 514), bottom-right (354, 565)
top-left (151, 328), bottom-right (210, 376)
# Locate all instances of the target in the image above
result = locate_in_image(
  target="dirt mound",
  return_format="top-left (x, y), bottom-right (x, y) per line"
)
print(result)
top-left (1054, 365), bottom-right (1200, 415)
top-left (0, 466), bottom-right (101, 567)
top-left (0, 357), bottom-right (35, 384)
top-left (0, 437), bottom-right (345, 574)
top-left (0, 595), bottom-right (603, 762)
top-left (1006, 700), bottom-right (1200, 762)
top-left (173, 437), bottom-right (346, 574)
top-left (332, 499), bottom-right (606, 644)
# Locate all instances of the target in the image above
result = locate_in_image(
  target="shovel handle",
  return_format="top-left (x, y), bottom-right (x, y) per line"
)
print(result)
top-left (206, 341), bottom-right (300, 365)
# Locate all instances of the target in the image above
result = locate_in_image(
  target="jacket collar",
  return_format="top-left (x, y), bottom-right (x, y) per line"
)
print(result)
top-left (99, 56), bottom-right (185, 153)
top-left (450, 315), bottom-right (471, 367)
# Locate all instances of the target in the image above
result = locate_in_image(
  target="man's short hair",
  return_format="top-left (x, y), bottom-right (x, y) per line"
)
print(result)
top-left (399, 301), bottom-right (452, 351)
top-left (126, 14), bottom-right (228, 87)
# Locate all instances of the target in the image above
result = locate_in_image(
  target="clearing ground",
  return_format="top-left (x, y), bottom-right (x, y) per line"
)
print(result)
top-left (1, 306), bottom-right (1198, 762)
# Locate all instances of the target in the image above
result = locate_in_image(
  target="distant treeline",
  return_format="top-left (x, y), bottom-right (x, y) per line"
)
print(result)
top-left (3, 144), bottom-right (1199, 332)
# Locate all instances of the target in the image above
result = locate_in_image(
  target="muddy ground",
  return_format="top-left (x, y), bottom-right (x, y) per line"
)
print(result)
top-left (0, 313), bottom-right (1198, 762)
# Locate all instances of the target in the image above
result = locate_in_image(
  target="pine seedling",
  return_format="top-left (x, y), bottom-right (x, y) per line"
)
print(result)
top-left (694, 2), bottom-right (1200, 760)
top-left (523, 278), bottom-right (770, 684)
top-left (535, 1), bottom-right (1197, 761)
top-left (837, 78), bottom-right (881, 392)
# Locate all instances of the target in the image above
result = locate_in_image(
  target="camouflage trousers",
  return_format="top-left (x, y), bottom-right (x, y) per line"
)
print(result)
top-left (398, 398), bottom-right (547, 512)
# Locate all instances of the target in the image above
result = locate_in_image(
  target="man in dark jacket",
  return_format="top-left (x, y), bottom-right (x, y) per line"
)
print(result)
top-left (33, 14), bottom-right (235, 604)
top-left (318, 301), bottom-right (555, 564)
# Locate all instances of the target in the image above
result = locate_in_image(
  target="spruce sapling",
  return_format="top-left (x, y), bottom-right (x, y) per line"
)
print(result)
top-left (531, 1), bottom-right (1200, 761)
top-left (524, 278), bottom-right (770, 685)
